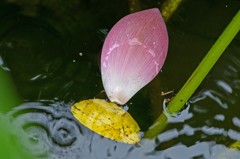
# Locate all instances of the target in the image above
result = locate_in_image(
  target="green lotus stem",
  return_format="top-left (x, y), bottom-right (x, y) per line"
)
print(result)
top-left (0, 67), bottom-right (22, 112)
top-left (144, 10), bottom-right (240, 138)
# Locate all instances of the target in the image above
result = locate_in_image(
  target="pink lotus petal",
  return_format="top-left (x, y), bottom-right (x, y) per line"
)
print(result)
top-left (101, 8), bottom-right (168, 105)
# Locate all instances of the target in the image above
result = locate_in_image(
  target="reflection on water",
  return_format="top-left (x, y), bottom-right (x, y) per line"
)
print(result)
top-left (3, 41), bottom-right (240, 158)
top-left (5, 53), bottom-right (240, 158)
top-left (0, 0), bottom-right (240, 158)
top-left (7, 101), bottom-right (93, 158)
top-left (0, 101), bottom-right (214, 159)
top-left (163, 101), bottom-right (193, 123)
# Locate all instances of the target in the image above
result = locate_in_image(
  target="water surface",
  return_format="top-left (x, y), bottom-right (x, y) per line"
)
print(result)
top-left (0, 0), bottom-right (240, 158)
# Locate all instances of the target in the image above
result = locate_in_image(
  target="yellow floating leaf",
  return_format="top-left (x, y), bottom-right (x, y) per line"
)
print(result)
top-left (71, 99), bottom-right (140, 144)
top-left (230, 141), bottom-right (240, 150)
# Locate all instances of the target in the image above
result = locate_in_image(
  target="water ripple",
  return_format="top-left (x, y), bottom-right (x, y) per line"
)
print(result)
top-left (7, 101), bottom-right (93, 159)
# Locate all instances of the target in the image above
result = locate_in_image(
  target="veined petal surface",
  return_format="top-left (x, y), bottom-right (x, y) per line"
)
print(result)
top-left (101, 8), bottom-right (168, 105)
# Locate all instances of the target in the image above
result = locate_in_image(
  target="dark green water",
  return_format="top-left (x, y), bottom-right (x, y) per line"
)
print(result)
top-left (0, 0), bottom-right (240, 158)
